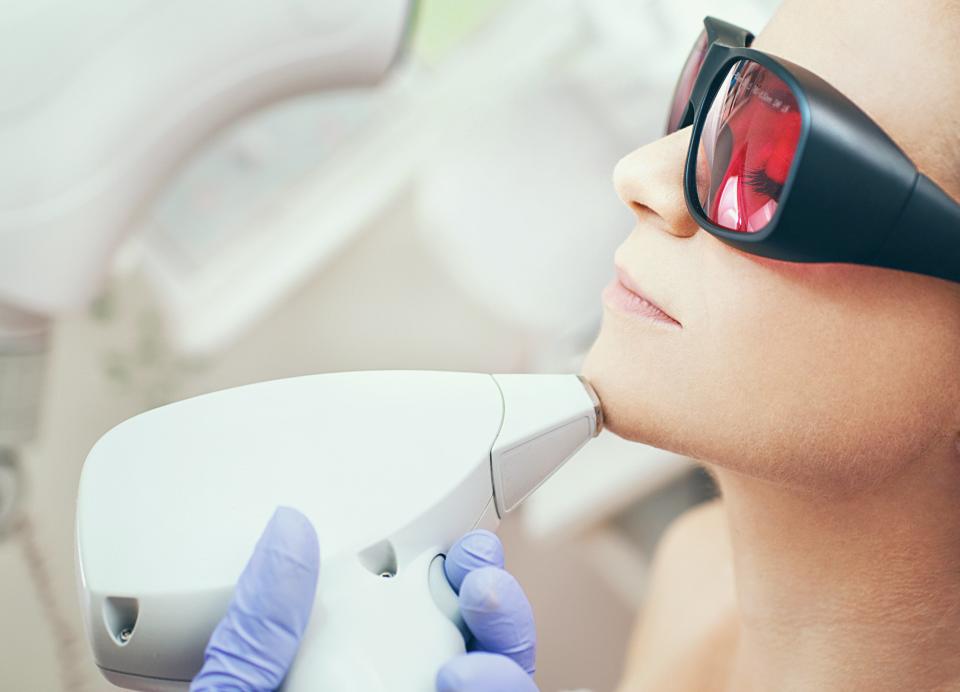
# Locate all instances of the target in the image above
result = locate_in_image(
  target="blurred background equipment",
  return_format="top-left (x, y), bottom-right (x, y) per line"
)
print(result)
top-left (0, 0), bottom-right (414, 529)
top-left (0, 1), bottom-right (778, 690)
top-left (0, 0), bottom-right (413, 689)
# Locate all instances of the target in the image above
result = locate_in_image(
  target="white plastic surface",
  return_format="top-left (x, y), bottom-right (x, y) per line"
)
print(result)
top-left (76, 371), bottom-right (597, 690)
top-left (490, 374), bottom-right (599, 515)
top-left (0, 0), bottom-right (412, 314)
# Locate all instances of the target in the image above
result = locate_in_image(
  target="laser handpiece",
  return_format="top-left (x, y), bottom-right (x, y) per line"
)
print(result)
top-left (76, 370), bottom-right (602, 691)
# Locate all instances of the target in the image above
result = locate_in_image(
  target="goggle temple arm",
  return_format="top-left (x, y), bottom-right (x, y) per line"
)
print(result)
top-left (874, 174), bottom-right (960, 283)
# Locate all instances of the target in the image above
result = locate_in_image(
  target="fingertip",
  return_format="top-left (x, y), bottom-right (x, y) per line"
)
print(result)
top-left (459, 566), bottom-right (507, 610)
top-left (242, 507), bottom-right (320, 621)
top-left (263, 506), bottom-right (320, 571)
top-left (435, 657), bottom-right (464, 692)
top-left (271, 505), bottom-right (314, 534)
top-left (459, 567), bottom-right (536, 675)
top-left (444, 530), bottom-right (504, 592)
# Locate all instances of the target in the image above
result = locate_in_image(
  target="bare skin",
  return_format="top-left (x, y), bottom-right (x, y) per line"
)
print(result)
top-left (615, 500), bottom-right (737, 692)
top-left (581, 1), bottom-right (960, 690)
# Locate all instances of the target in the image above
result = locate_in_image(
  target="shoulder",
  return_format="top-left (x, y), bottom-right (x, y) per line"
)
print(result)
top-left (642, 498), bottom-right (735, 631)
top-left (654, 498), bottom-right (732, 580)
top-left (616, 499), bottom-right (738, 691)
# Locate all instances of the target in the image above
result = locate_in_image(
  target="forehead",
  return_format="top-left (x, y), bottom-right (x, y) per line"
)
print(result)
top-left (751, 0), bottom-right (960, 197)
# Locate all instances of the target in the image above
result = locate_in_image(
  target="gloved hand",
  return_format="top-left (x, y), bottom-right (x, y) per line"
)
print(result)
top-left (190, 508), bottom-right (539, 692)
top-left (190, 507), bottom-right (320, 691)
top-left (437, 530), bottom-right (539, 692)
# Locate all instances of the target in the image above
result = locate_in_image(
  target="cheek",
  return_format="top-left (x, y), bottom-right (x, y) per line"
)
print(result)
top-left (583, 251), bottom-right (960, 491)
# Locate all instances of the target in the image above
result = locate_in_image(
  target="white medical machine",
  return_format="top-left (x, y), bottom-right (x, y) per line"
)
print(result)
top-left (0, 0), bottom-right (415, 531)
top-left (76, 370), bottom-right (602, 691)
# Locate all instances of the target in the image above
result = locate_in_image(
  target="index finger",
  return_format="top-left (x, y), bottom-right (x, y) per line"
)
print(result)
top-left (444, 530), bottom-right (505, 592)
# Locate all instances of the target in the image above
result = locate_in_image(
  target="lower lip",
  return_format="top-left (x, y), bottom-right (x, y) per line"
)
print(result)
top-left (602, 278), bottom-right (681, 328)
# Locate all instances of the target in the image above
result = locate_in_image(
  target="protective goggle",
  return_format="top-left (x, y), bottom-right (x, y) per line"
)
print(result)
top-left (666, 17), bottom-right (960, 284)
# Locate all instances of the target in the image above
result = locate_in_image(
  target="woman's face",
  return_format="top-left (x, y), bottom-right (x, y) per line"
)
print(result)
top-left (582, 0), bottom-right (960, 492)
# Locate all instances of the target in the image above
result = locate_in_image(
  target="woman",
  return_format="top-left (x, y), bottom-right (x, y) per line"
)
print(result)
top-left (191, 0), bottom-right (960, 689)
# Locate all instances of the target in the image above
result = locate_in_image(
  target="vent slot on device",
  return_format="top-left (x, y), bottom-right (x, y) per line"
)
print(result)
top-left (103, 596), bottom-right (139, 646)
top-left (358, 540), bottom-right (398, 578)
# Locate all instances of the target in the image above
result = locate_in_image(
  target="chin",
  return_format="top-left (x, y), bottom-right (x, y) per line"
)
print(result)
top-left (581, 316), bottom-right (698, 458)
top-left (581, 314), bottom-right (929, 496)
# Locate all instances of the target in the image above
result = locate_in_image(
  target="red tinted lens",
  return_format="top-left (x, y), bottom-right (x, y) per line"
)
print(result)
top-left (666, 30), bottom-right (709, 134)
top-left (695, 60), bottom-right (801, 233)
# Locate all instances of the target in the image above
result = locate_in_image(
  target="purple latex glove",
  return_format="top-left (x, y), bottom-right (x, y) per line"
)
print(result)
top-left (437, 529), bottom-right (539, 692)
top-left (190, 507), bottom-right (320, 692)
top-left (190, 513), bottom-right (537, 692)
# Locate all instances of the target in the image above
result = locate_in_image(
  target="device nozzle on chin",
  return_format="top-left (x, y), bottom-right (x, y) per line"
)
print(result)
top-left (489, 374), bottom-right (603, 517)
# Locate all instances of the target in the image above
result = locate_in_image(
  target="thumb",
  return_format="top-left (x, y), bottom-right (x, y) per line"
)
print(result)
top-left (191, 507), bottom-right (320, 692)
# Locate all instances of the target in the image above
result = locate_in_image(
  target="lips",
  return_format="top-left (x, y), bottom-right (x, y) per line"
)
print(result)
top-left (603, 266), bottom-right (681, 328)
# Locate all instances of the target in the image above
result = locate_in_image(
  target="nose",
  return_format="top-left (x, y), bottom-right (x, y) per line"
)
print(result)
top-left (612, 128), bottom-right (701, 239)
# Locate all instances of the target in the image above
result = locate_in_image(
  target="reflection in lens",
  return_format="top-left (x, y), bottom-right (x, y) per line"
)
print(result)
top-left (696, 60), bottom-right (801, 233)
top-left (666, 30), bottom-right (709, 134)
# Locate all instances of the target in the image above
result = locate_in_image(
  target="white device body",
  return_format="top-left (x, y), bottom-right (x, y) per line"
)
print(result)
top-left (0, 0), bottom-right (413, 314)
top-left (76, 371), bottom-right (601, 691)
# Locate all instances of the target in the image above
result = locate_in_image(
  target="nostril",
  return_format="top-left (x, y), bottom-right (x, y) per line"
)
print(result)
top-left (630, 203), bottom-right (673, 231)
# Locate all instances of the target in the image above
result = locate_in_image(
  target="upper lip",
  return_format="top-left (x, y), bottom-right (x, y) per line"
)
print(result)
top-left (614, 265), bottom-right (681, 326)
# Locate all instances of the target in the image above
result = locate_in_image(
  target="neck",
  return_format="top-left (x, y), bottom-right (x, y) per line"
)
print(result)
top-left (713, 440), bottom-right (960, 692)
